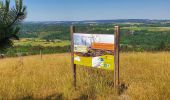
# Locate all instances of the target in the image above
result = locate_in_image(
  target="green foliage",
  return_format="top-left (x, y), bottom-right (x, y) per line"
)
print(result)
top-left (6, 45), bottom-right (70, 57)
top-left (0, 0), bottom-right (26, 52)
top-left (158, 41), bottom-right (166, 50)
top-left (120, 30), bottom-right (170, 51)
top-left (6, 22), bottom-right (170, 56)
top-left (20, 24), bottom-right (70, 40)
top-left (4, 38), bottom-right (70, 56)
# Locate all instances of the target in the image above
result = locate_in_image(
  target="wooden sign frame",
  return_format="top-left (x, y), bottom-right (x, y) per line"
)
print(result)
top-left (70, 26), bottom-right (120, 90)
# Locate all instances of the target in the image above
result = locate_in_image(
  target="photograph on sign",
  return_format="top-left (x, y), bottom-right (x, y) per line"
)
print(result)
top-left (74, 33), bottom-right (115, 70)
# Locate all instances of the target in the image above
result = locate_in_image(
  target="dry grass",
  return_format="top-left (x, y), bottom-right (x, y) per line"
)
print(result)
top-left (0, 52), bottom-right (169, 100)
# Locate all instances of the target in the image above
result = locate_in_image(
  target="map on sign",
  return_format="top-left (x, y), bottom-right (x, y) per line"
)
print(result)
top-left (73, 33), bottom-right (115, 70)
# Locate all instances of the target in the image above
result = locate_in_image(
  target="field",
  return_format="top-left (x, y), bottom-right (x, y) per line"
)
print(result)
top-left (122, 27), bottom-right (170, 31)
top-left (14, 38), bottom-right (70, 47)
top-left (2, 23), bottom-right (170, 57)
top-left (0, 52), bottom-right (169, 100)
top-left (4, 38), bottom-right (70, 57)
top-left (19, 23), bottom-right (170, 53)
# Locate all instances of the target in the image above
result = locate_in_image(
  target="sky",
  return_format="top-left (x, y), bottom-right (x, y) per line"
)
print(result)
top-left (9, 0), bottom-right (170, 21)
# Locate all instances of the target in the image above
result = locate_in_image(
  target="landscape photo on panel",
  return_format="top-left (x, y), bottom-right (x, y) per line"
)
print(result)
top-left (73, 33), bottom-right (115, 70)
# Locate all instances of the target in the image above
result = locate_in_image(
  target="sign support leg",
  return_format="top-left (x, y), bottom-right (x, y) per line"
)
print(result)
top-left (70, 26), bottom-right (77, 90)
top-left (114, 26), bottom-right (120, 93)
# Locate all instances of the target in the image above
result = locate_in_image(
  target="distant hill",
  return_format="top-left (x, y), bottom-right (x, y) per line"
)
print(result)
top-left (24, 19), bottom-right (170, 25)
top-left (18, 19), bottom-right (170, 52)
top-left (20, 19), bottom-right (170, 40)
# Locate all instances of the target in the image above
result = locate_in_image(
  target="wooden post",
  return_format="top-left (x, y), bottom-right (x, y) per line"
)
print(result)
top-left (18, 52), bottom-right (24, 66)
top-left (114, 27), bottom-right (117, 90)
top-left (114, 26), bottom-right (120, 90)
top-left (21, 55), bottom-right (24, 66)
top-left (70, 26), bottom-right (77, 89)
top-left (40, 49), bottom-right (42, 60)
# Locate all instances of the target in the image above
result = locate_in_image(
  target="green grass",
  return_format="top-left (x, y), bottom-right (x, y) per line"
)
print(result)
top-left (14, 38), bottom-right (70, 47)
top-left (122, 27), bottom-right (170, 31)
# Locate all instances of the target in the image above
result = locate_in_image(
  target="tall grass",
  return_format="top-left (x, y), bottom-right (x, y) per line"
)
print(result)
top-left (120, 52), bottom-right (170, 100)
top-left (0, 52), bottom-right (169, 100)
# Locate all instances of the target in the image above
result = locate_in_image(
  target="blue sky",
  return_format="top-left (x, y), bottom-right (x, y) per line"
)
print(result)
top-left (10, 0), bottom-right (170, 21)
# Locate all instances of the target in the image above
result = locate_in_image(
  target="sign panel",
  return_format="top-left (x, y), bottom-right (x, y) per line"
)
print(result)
top-left (73, 33), bottom-right (115, 70)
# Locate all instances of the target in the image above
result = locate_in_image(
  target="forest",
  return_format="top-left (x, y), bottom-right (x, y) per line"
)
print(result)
top-left (2, 20), bottom-right (170, 56)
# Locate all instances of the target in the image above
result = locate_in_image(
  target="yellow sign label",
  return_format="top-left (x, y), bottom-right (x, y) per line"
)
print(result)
top-left (74, 54), bottom-right (114, 70)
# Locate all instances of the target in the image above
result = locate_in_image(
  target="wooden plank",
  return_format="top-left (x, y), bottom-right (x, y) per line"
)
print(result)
top-left (70, 26), bottom-right (77, 89)
top-left (114, 27), bottom-right (117, 89)
top-left (116, 26), bottom-right (120, 86)
top-left (40, 49), bottom-right (42, 60)
top-left (114, 26), bottom-right (120, 90)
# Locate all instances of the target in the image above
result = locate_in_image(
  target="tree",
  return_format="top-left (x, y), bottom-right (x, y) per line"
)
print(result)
top-left (0, 0), bottom-right (26, 52)
top-left (158, 41), bottom-right (166, 51)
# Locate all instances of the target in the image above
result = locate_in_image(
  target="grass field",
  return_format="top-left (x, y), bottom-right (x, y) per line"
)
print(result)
top-left (14, 38), bottom-right (70, 47)
top-left (122, 27), bottom-right (170, 31)
top-left (0, 52), bottom-right (169, 100)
